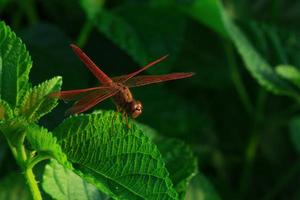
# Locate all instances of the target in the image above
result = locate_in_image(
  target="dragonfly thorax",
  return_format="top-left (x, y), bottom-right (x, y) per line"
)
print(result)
top-left (112, 86), bottom-right (142, 118)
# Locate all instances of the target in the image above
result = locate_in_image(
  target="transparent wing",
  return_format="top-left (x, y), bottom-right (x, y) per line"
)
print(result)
top-left (65, 89), bottom-right (119, 115)
top-left (113, 55), bottom-right (168, 83)
top-left (49, 86), bottom-right (113, 102)
top-left (113, 72), bottom-right (194, 88)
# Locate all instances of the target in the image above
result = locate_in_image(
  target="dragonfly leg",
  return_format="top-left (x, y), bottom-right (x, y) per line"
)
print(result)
top-left (110, 112), bottom-right (119, 134)
top-left (121, 112), bottom-right (130, 129)
top-left (110, 106), bottom-right (122, 133)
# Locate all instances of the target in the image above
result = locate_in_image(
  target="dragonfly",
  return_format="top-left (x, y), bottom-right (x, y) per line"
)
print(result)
top-left (50, 44), bottom-right (194, 118)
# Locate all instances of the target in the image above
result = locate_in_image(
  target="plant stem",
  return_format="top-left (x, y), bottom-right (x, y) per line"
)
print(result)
top-left (76, 21), bottom-right (94, 48)
top-left (25, 168), bottom-right (42, 200)
top-left (224, 42), bottom-right (253, 116)
top-left (15, 144), bottom-right (42, 200)
top-left (224, 41), bottom-right (263, 198)
top-left (18, 134), bottom-right (28, 162)
top-left (238, 89), bottom-right (267, 199)
top-left (22, 147), bottom-right (43, 200)
top-left (9, 133), bottom-right (43, 200)
top-left (238, 131), bottom-right (259, 197)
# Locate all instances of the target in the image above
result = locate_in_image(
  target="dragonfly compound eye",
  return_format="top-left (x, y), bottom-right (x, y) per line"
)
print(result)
top-left (131, 100), bottom-right (143, 118)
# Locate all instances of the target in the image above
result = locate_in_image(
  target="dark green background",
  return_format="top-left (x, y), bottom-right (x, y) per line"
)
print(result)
top-left (1, 0), bottom-right (300, 199)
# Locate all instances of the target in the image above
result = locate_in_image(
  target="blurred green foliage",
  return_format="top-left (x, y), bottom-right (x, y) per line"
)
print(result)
top-left (1, 0), bottom-right (300, 199)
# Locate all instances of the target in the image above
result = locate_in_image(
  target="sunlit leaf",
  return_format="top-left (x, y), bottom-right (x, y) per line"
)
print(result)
top-left (43, 159), bottom-right (109, 200)
top-left (276, 65), bottom-right (300, 88)
top-left (0, 21), bottom-right (32, 107)
top-left (53, 111), bottom-right (178, 200)
top-left (19, 76), bottom-right (62, 122)
top-left (26, 125), bottom-right (70, 167)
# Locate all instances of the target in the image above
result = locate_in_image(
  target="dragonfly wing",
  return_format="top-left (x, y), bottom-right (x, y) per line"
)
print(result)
top-left (111, 75), bottom-right (127, 83)
top-left (119, 72), bottom-right (194, 88)
top-left (115, 55), bottom-right (169, 83)
top-left (49, 86), bottom-right (113, 102)
top-left (70, 44), bottom-right (112, 84)
top-left (65, 88), bottom-right (119, 115)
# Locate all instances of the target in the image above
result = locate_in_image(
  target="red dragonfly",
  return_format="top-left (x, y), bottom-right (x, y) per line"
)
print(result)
top-left (51, 44), bottom-right (194, 118)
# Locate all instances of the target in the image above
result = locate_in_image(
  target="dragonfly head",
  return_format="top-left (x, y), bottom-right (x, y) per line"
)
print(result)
top-left (130, 100), bottom-right (143, 118)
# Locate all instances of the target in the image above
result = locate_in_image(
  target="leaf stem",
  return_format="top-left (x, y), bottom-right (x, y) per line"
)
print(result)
top-left (224, 41), bottom-right (253, 116)
top-left (21, 148), bottom-right (44, 200)
top-left (25, 167), bottom-right (43, 200)
top-left (6, 131), bottom-right (43, 200)
top-left (76, 21), bottom-right (94, 48)
top-left (27, 154), bottom-right (50, 170)
top-left (18, 134), bottom-right (28, 161)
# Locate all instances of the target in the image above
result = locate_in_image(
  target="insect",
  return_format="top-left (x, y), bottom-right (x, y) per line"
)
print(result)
top-left (50, 44), bottom-right (194, 118)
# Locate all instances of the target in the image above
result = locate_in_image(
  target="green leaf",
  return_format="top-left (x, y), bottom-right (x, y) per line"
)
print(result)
top-left (276, 65), bottom-right (300, 88)
top-left (0, 99), bottom-right (13, 120)
top-left (26, 125), bottom-right (70, 168)
top-left (80, 0), bottom-right (105, 19)
top-left (186, 174), bottom-right (221, 200)
top-left (19, 76), bottom-right (62, 122)
top-left (0, 173), bottom-right (31, 200)
top-left (94, 6), bottom-right (186, 73)
top-left (181, 0), bottom-right (298, 96)
top-left (53, 111), bottom-right (178, 200)
top-left (289, 116), bottom-right (300, 154)
top-left (135, 123), bottom-right (198, 199)
top-left (43, 159), bottom-right (109, 200)
top-left (155, 138), bottom-right (198, 199)
top-left (0, 21), bottom-right (32, 107)
top-left (0, 117), bottom-right (27, 147)
top-left (179, 0), bottom-right (228, 38)
top-left (242, 21), bottom-right (300, 68)
top-left (134, 122), bottom-right (158, 140)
